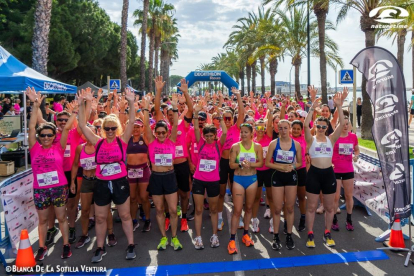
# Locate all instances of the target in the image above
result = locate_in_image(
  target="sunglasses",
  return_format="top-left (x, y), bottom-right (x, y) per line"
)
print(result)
top-left (223, 117), bottom-right (232, 121)
top-left (104, 127), bottom-right (118, 132)
top-left (240, 123), bottom-right (251, 127)
top-left (316, 125), bottom-right (328, 130)
top-left (199, 118), bottom-right (206, 121)
top-left (39, 133), bottom-right (55, 138)
top-left (95, 125), bottom-right (101, 129)
top-left (255, 126), bottom-right (265, 131)
top-left (57, 118), bottom-right (68, 122)
top-left (156, 131), bottom-right (167, 136)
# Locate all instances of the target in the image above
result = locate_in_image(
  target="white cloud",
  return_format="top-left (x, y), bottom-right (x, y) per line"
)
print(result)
top-left (97, 0), bottom-right (413, 90)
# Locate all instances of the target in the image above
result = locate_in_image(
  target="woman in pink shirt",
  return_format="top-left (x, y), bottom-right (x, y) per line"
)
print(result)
top-left (26, 87), bottom-right (76, 261)
top-left (78, 88), bottom-right (137, 263)
top-left (332, 116), bottom-right (359, 231)
top-left (192, 103), bottom-right (227, 249)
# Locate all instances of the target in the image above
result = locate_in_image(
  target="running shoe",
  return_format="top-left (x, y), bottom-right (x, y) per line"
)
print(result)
top-left (194, 236), bottom-right (204, 250)
top-left (142, 220), bottom-right (151, 232)
top-left (283, 220), bottom-right (287, 235)
top-left (242, 234), bottom-right (254, 247)
top-left (227, 240), bottom-right (237, 255)
top-left (210, 234), bottom-right (220, 248)
top-left (125, 244), bottom-right (136, 260)
top-left (181, 218), bottom-right (189, 232)
top-left (61, 244), bottom-right (72, 259)
top-left (346, 220), bottom-right (354, 231)
top-left (251, 218), bottom-right (260, 233)
top-left (187, 213), bottom-right (195, 221)
top-left (263, 208), bottom-right (271, 219)
top-left (91, 247), bottom-right (107, 263)
top-left (107, 233), bottom-right (117, 247)
top-left (331, 221), bottom-right (339, 231)
top-left (218, 218), bottom-right (224, 231)
top-left (269, 218), bottom-right (274, 233)
top-left (238, 216), bottom-right (244, 229)
top-left (177, 205), bottom-right (182, 217)
top-left (75, 235), bottom-right (91, 249)
top-left (260, 198), bottom-right (265, 206)
top-left (157, 237), bottom-right (168, 250)
top-left (150, 200), bottom-right (155, 208)
top-left (88, 218), bottom-right (95, 230)
top-left (69, 228), bottom-right (76, 244)
top-left (45, 227), bottom-right (59, 246)
top-left (306, 233), bottom-right (316, 248)
top-left (165, 218), bottom-right (171, 231)
top-left (272, 236), bottom-right (282, 250)
top-left (336, 207), bottom-right (341, 214)
top-left (286, 235), bottom-right (295, 250)
top-left (323, 232), bottom-right (336, 247)
top-left (133, 220), bottom-right (140, 232)
top-left (316, 205), bottom-right (325, 214)
top-left (298, 217), bottom-right (306, 232)
top-left (35, 246), bottom-right (48, 261)
top-left (171, 236), bottom-right (183, 251)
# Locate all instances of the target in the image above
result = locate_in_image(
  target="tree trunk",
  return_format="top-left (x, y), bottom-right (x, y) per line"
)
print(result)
top-left (154, 36), bottom-right (161, 77)
top-left (246, 63), bottom-right (251, 93)
top-left (32, 0), bottom-right (53, 75)
top-left (412, 31), bottom-right (414, 89)
top-left (260, 56), bottom-right (265, 94)
top-left (251, 60), bottom-right (257, 93)
top-left (165, 59), bottom-right (170, 95)
top-left (360, 14), bottom-right (377, 140)
top-left (120, 0), bottom-right (129, 92)
top-left (139, 0), bottom-right (149, 91)
top-left (269, 58), bottom-right (278, 96)
top-left (160, 49), bottom-right (169, 96)
top-left (294, 63), bottom-right (301, 99)
top-left (148, 29), bottom-right (155, 93)
top-left (239, 69), bottom-right (245, 94)
top-left (397, 28), bottom-right (407, 70)
top-left (314, 4), bottom-right (328, 104)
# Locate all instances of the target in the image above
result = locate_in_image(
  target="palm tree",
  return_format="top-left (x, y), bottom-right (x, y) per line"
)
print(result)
top-left (120, 0), bottom-right (129, 92)
top-left (32, 0), bottom-right (53, 75)
top-left (159, 20), bottom-right (179, 96)
top-left (139, 0), bottom-right (149, 91)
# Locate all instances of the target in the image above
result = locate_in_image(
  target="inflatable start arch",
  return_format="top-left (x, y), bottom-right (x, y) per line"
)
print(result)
top-left (177, 71), bottom-right (238, 94)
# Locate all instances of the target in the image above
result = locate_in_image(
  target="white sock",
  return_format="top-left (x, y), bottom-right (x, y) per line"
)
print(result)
top-left (218, 212), bottom-right (222, 219)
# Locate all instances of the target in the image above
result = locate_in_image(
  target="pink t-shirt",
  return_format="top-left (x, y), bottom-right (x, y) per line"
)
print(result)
top-left (254, 109), bottom-right (267, 120)
top-left (186, 127), bottom-right (202, 166)
top-left (148, 138), bottom-right (175, 166)
top-left (55, 129), bottom-right (82, 172)
top-left (254, 135), bottom-right (271, 171)
top-left (30, 142), bottom-right (67, 189)
top-left (222, 124), bottom-right (240, 151)
top-left (292, 135), bottom-right (306, 169)
top-left (79, 143), bottom-right (97, 171)
top-left (95, 138), bottom-right (127, 180)
top-left (54, 102), bottom-right (63, 113)
top-left (298, 101), bottom-right (305, 110)
top-left (14, 104), bottom-right (20, 115)
top-left (174, 120), bottom-right (189, 159)
top-left (193, 139), bottom-right (221, 182)
top-left (332, 133), bottom-right (358, 173)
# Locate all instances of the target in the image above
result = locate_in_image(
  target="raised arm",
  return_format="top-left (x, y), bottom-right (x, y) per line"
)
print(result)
top-left (169, 93), bottom-right (179, 143)
top-left (193, 101), bottom-right (203, 143)
top-left (233, 88), bottom-right (244, 128)
top-left (219, 109), bottom-right (227, 146)
top-left (121, 88), bottom-right (136, 143)
top-left (78, 90), bottom-right (100, 145)
top-left (305, 98), bottom-right (321, 145)
top-left (330, 91), bottom-right (347, 144)
top-left (142, 96), bottom-right (155, 143)
top-left (25, 87), bottom-right (44, 149)
top-left (180, 79), bottom-right (193, 127)
top-left (266, 100), bottom-right (274, 138)
top-left (154, 76), bottom-right (164, 122)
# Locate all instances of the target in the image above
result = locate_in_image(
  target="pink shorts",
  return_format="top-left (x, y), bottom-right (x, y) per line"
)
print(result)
top-left (127, 163), bottom-right (151, 184)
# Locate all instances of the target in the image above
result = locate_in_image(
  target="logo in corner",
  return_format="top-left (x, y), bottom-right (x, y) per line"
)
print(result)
top-left (375, 94), bottom-right (398, 114)
top-left (369, 6), bottom-right (409, 24)
top-left (389, 163), bottom-right (404, 181)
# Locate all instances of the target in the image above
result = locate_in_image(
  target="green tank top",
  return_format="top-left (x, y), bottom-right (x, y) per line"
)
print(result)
top-left (236, 142), bottom-right (257, 164)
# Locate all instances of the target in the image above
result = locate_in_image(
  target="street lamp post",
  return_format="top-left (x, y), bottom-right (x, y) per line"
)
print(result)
top-left (307, 0), bottom-right (310, 97)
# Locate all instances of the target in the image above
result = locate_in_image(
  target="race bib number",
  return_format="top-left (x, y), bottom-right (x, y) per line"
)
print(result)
top-left (80, 157), bottom-right (97, 170)
top-left (101, 163), bottom-right (122, 176)
top-left (128, 168), bottom-right (143, 179)
top-left (37, 171), bottom-right (59, 187)
top-left (155, 154), bottom-right (173, 166)
top-left (239, 153), bottom-right (256, 163)
top-left (315, 143), bottom-right (332, 155)
top-left (199, 159), bottom-right (216, 172)
top-left (275, 150), bottom-right (294, 163)
top-left (193, 143), bottom-right (198, 154)
top-left (339, 143), bottom-right (353, 155)
top-left (263, 147), bottom-right (269, 159)
top-left (175, 145), bottom-right (184, 158)
top-left (64, 145), bottom-right (71, 157)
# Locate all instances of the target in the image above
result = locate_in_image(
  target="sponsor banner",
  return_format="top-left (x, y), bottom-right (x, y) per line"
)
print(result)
top-left (0, 169), bottom-right (38, 250)
top-left (351, 47), bottom-right (411, 224)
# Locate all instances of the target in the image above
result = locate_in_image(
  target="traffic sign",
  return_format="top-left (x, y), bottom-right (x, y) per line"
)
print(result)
top-left (109, 79), bottom-right (121, 90)
top-left (339, 69), bottom-right (354, 84)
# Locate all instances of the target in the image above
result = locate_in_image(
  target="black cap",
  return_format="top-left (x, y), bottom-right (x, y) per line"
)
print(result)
top-left (199, 112), bottom-right (207, 120)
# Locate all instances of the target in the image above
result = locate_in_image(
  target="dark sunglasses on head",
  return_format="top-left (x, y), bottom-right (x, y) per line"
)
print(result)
top-left (57, 118), bottom-right (68, 122)
top-left (316, 125), bottom-right (328, 130)
top-left (223, 117), bottom-right (232, 121)
top-left (39, 133), bottom-right (55, 138)
top-left (156, 131), bottom-right (167, 135)
top-left (104, 126), bottom-right (118, 132)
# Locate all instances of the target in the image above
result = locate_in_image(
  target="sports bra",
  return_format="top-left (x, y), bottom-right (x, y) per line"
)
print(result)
top-left (308, 136), bottom-right (333, 158)
top-left (272, 139), bottom-right (296, 164)
top-left (235, 142), bottom-right (257, 164)
top-left (127, 136), bottom-right (148, 154)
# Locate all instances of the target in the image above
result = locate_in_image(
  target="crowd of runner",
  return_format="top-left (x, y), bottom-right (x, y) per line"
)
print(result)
top-left (26, 76), bottom-right (359, 263)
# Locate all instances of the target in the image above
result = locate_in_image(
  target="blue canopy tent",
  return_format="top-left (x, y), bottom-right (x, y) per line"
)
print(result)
top-left (0, 46), bottom-right (77, 168)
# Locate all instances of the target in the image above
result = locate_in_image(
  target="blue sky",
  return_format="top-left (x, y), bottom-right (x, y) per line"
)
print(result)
top-left (97, 0), bottom-right (413, 89)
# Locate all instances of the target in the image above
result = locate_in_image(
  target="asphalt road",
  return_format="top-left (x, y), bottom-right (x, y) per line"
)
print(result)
top-left (1, 192), bottom-right (413, 276)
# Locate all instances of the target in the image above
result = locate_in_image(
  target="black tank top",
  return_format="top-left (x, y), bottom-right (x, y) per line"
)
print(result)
top-left (126, 136), bottom-right (148, 154)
